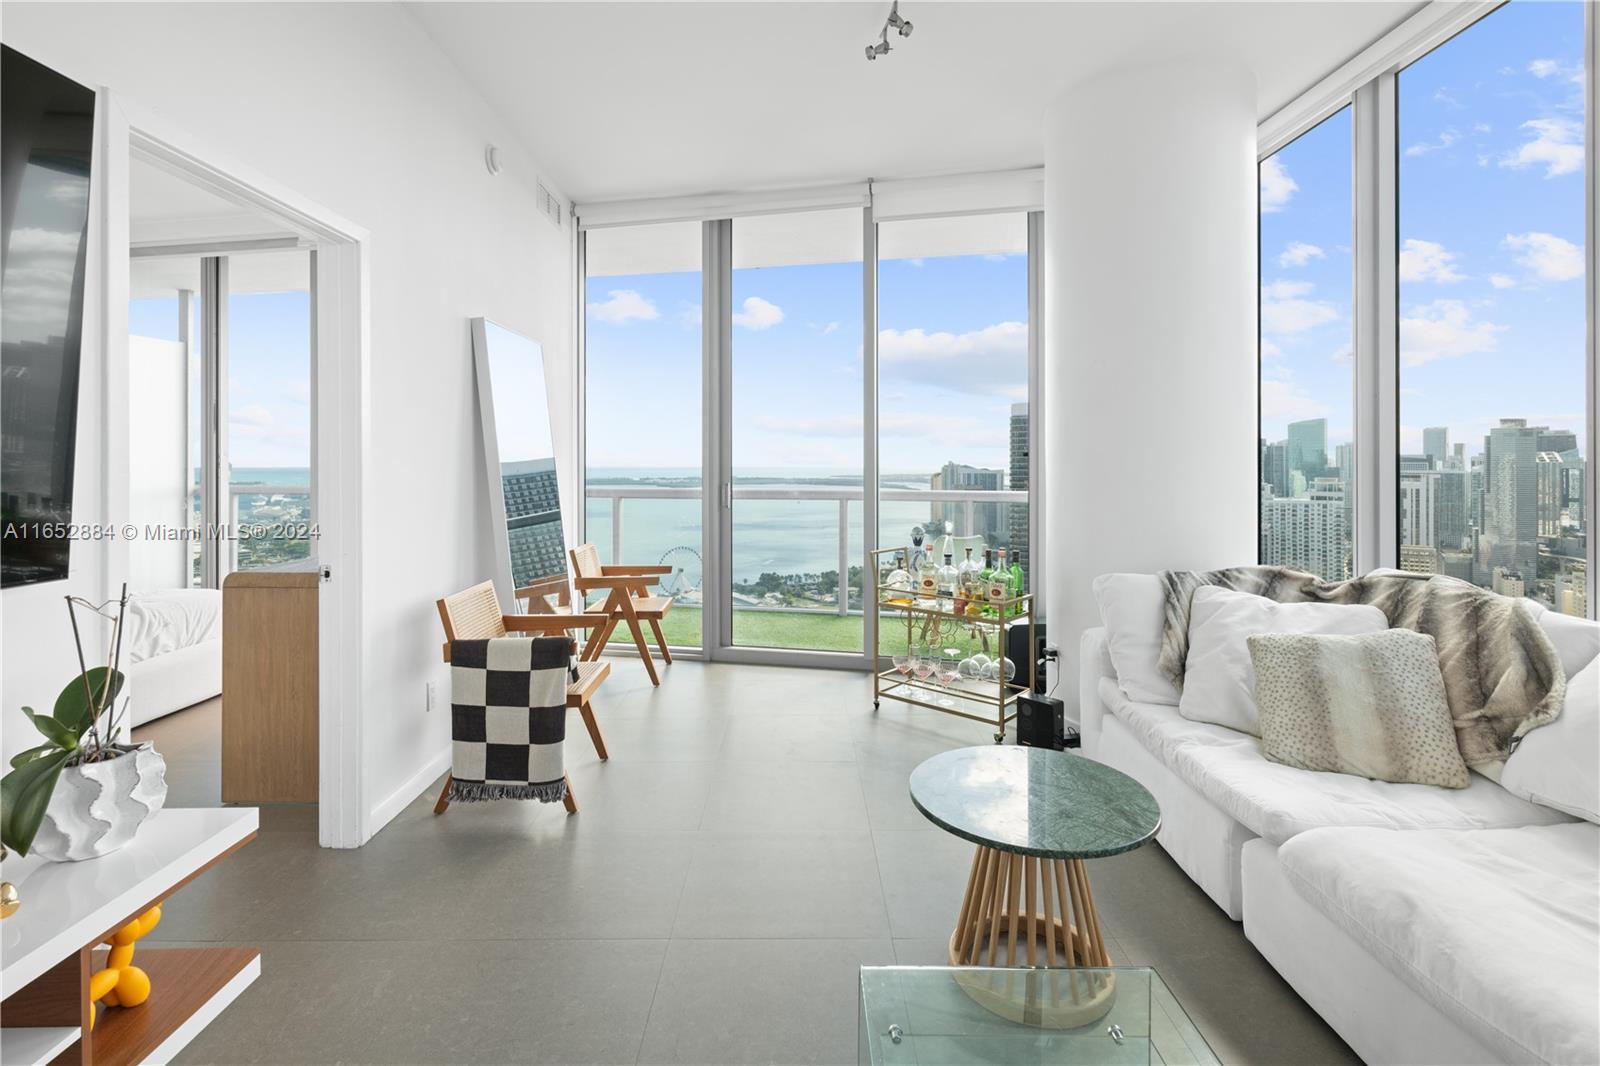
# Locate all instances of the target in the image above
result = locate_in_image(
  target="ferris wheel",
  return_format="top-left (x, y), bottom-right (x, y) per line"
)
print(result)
top-left (659, 545), bottom-right (703, 598)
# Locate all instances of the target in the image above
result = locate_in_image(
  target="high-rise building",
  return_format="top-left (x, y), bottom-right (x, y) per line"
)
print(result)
top-left (1538, 429), bottom-right (1578, 457)
top-left (1334, 442), bottom-right (1354, 486)
top-left (1261, 476), bottom-right (1349, 580)
top-left (1450, 442), bottom-right (1465, 470)
top-left (1263, 441), bottom-right (1290, 498)
top-left (1399, 454), bottom-right (1432, 474)
top-left (1007, 403), bottom-right (1029, 584)
top-left (1423, 427), bottom-right (1449, 470)
top-left (1433, 469), bottom-right (1470, 551)
top-left (930, 461), bottom-right (1004, 543)
top-left (1492, 567), bottom-right (1526, 600)
top-left (1485, 419), bottom-right (1540, 583)
top-left (1400, 472), bottom-right (1436, 549)
top-left (1287, 418), bottom-right (1328, 484)
top-left (1399, 544), bottom-right (1438, 574)
top-left (1536, 452), bottom-right (1565, 536)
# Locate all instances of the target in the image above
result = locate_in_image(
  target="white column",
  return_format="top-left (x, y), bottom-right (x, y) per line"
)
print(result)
top-left (1044, 59), bottom-right (1259, 719)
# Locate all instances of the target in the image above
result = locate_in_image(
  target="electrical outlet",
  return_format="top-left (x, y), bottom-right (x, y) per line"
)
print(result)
top-left (425, 680), bottom-right (437, 713)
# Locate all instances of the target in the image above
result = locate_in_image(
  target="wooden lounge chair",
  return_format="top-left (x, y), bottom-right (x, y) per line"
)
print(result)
top-left (569, 544), bottom-right (674, 686)
top-left (434, 582), bottom-right (613, 814)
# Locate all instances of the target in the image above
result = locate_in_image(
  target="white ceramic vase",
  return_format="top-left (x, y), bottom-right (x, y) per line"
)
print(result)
top-left (30, 744), bottom-right (167, 862)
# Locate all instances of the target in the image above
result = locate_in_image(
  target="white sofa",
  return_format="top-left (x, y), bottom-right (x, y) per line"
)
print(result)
top-left (1079, 584), bottom-right (1599, 1066)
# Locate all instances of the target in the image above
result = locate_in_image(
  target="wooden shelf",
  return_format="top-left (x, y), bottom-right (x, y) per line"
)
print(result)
top-left (0, 1024), bottom-right (80, 1066)
top-left (88, 947), bottom-right (259, 1066)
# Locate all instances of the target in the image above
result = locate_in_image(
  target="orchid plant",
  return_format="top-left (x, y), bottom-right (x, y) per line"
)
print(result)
top-left (0, 586), bottom-right (131, 856)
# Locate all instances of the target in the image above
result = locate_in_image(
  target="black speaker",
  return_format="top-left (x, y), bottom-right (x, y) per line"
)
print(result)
top-left (1016, 692), bottom-right (1066, 750)
top-left (1004, 619), bottom-right (1047, 694)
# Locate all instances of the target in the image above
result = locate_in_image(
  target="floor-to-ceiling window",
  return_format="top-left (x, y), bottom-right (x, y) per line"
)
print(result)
top-left (1398, 1), bottom-right (1589, 615)
top-left (584, 221), bottom-right (705, 648)
top-left (877, 212), bottom-right (1032, 589)
top-left (1257, 107), bottom-right (1355, 582)
top-left (729, 209), bottom-right (864, 652)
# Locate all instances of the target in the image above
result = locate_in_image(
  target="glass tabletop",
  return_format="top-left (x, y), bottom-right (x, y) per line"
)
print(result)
top-left (908, 747), bottom-right (1161, 859)
top-left (859, 966), bottom-right (1219, 1066)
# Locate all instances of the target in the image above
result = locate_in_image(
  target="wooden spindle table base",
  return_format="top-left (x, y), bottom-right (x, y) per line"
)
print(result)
top-left (947, 845), bottom-right (1117, 1028)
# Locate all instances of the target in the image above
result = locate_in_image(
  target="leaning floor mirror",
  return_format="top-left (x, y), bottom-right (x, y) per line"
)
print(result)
top-left (471, 317), bottom-right (569, 612)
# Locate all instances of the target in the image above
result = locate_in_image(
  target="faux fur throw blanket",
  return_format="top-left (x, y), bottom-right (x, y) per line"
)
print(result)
top-left (1156, 566), bottom-right (1566, 774)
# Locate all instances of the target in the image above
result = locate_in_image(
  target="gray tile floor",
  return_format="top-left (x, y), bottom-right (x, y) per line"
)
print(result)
top-left (134, 660), bottom-right (1360, 1066)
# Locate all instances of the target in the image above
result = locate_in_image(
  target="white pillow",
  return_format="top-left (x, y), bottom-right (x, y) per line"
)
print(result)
top-left (1092, 573), bottom-right (1179, 705)
top-left (1531, 605), bottom-right (1600, 681)
top-left (1501, 656), bottom-right (1599, 824)
top-left (1179, 586), bottom-right (1388, 736)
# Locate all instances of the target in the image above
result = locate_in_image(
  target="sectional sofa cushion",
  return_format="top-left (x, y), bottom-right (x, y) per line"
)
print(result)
top-left (1097, 677), bottom-right (1570, 843)
top-left (1502, 655), bottom-right (1600, 824)
top-left (1525, 600), bottom-right (1600, 680)
top-left (1277, 822), bottom-right (1600, 1066)
top-left (1093, 573), bottom-right (1181, 705)
top-left (1178, 587), bottom-right (1387, 735)
top-left (1249, 630), bottom-right (1469, 789)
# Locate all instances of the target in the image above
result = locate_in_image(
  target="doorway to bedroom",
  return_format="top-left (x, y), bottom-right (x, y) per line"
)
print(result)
top-left (124, 152), bottom-right (318, 822)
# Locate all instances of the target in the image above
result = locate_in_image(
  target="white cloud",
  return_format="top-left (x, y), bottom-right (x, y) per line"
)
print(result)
top-left (1398, 239), bottom-right (1465, 283)
top-left (732, 295), bottom-right (784, 330)
top-left (1404, 128), bottom-right (1459, 157)
top-left (1277, 241), bottom-right (1325, 268)
top-left (231, 404), bottom-right (274, 427)
top-left (1398, 299), bottom-right (1504, 366)
top-left (1261, 279), bottom-right (1337, 335)
top-left (1500, 117), bottom-right (1584, 178)
top-left (1260, 339), bottom-right (1282, 360)
top-left (286, 379), bottom-right (311, 404)
top-left (754, 414), bottom-right (860, 437)
top-left (1527, 58), bottom-right (1583, 83)
top-left (821, 321), bottom-right (840, 335)
top-left (587, 289), bottom-right (659, 324)
top-left (1472, 122), bottom-right (1492, 135)
top-left (1261, 375), bottom-right (1331, 422)
top-left (878, 321), bottom-right (1026, 396)
top-left (1259, 156), bottom-right (1297, 213)
top-left (1488, 273), bottom-right (1517, 290)
top-left (1504, 231), bottom-right (1584, 282)
top-left (1329, 344), bottom-right (1352, 366)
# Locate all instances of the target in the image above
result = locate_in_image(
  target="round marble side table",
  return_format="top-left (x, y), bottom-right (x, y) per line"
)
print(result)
top-left (909, 746), bottom-right (1160, 1026)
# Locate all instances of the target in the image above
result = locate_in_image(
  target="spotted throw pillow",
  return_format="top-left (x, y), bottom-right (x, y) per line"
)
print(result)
top-left (1246, 630), bottom-right (1469, 789)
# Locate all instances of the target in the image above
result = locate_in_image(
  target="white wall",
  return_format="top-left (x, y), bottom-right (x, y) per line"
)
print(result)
top-left (1, 3), bottom-right (578, 839)
top-left (1043, 58), bottom-right (1259, 719)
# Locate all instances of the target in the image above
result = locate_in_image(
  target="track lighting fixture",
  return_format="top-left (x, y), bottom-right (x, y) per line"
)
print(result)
top-left (865, 2), bottom-right (911, 61)
top-left (865, 26), bottom-right (890, 61)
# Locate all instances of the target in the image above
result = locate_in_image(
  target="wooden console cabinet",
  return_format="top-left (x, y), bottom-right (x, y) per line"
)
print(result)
top-left (222, 565), bottom-right (318, 804)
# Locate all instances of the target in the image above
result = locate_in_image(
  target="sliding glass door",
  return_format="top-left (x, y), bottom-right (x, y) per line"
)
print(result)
top-left (727, 209), bottom-right (864, 652)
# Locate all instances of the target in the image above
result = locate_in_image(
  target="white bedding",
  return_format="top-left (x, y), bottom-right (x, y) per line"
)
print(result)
top-left (1278, 823), bottom-right (1600, 1066)
top-left (122, 588), bottom-right (223, 663)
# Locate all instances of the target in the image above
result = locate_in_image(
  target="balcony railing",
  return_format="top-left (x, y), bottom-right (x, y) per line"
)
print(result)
top-left (584, 483), bottom-right (1027, 617)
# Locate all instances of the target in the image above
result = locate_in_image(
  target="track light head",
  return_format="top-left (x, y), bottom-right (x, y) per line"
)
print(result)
top-left (887, 2), bottom-right (912, 37)
top-left (865, 27), bottom-right (890, 61)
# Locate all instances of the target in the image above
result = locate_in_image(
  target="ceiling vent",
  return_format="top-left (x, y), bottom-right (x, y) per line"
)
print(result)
top-left (536, 182), bottom-right (564, 229)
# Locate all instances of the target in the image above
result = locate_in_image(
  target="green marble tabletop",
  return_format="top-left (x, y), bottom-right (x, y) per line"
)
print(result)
top-left (908, 747), bottom-right (1161, 859)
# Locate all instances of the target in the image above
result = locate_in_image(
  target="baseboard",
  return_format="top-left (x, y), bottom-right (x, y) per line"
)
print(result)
top-left (366, 746), bottom-right (450, 838)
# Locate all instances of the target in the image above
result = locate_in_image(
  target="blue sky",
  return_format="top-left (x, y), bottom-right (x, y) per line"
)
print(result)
top-left (1261, 0), bottom-right (1587, 462)
top-left (586, 227), bottom-right (1027, 476)
top-left (130, 290), bottom-right (311, 471)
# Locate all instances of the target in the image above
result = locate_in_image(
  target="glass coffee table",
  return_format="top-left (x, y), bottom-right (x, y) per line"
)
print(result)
top-left (859, 966), bottom-right (1219, 1065)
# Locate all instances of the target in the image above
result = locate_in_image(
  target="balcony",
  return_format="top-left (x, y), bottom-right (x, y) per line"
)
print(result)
top-left (584, 482), bottom-right (1027, 651)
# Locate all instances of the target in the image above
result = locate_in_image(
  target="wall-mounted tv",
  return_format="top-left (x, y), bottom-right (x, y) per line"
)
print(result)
top-left (1, 46), bottom-right (95, 588)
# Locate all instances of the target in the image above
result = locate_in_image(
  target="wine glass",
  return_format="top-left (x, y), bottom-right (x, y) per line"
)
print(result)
top-left (936, 656), bottom-right (961, 707)
top-left (891, 651), bottom-right (910, 687)
top-left (912, 644), bottom-right (935, 700)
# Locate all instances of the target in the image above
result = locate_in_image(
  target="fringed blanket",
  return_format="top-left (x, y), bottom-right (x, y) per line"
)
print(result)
top-left (448, 636), bottom-right (569, 803)
top-left (1156, 567), bottom-right (1565, 774)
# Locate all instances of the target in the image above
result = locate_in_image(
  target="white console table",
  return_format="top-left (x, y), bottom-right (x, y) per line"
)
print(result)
top-left (0, 808), bottom-right (258, 1066)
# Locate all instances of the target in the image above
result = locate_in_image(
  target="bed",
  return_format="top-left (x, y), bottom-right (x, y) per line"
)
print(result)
top-left (122, 588), bottom-right (223, 728)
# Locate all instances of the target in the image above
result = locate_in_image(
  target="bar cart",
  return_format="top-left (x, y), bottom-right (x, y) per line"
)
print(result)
top-left (871, 546), bottom-right (1035, 743)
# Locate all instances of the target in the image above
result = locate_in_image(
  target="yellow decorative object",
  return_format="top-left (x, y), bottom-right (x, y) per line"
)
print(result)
top-left (89, 904), bottom-right (161, 1029)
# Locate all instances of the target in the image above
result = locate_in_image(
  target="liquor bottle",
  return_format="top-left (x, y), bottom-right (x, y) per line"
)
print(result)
top-left (936, 552), bottom-right (959, 599)
top-left (957, 547), bottom-right (980, 593)
top-left (1009, 557), bottom-right (1024, 597)
top-left (988, 549), bottom-right (1010, 602)
top-left (916, 549), bottom-right (939, 600)
top-left (978, 548), bottom-right (994, 586)
top-left (884, 552), bottom-right (912, 604)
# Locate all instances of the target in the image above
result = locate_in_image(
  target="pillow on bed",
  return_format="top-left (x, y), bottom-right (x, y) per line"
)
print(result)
top-left (1501, 655), bottom-right (1599, 823)
top-left (1179, 586), bottom-right (1387, 736)
top-left (1248, 629), bottom-right (1469, 789)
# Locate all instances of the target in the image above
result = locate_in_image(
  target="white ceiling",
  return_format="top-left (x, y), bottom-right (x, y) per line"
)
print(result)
top-left (408, 1), bottom-right (1425, 206)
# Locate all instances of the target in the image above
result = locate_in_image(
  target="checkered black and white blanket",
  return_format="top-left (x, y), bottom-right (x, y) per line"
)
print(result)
top-left (448, 636), bottom-right (569, 803)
